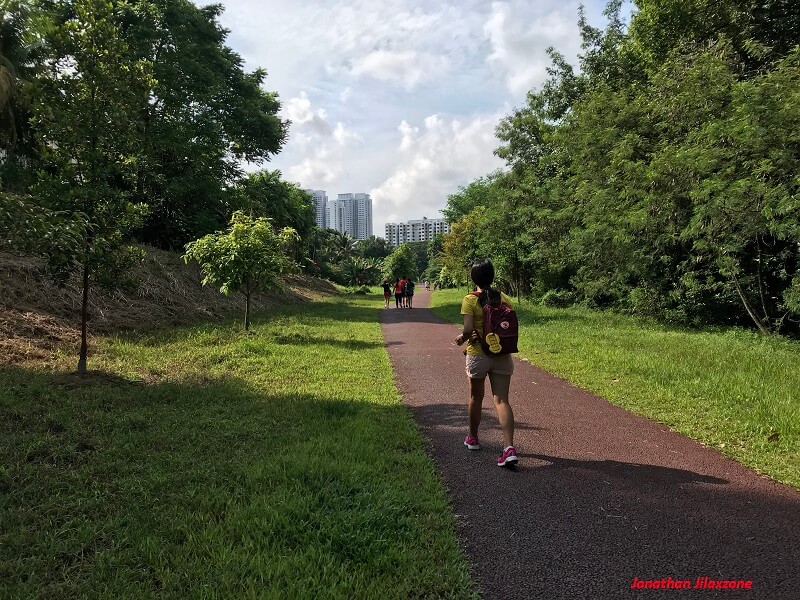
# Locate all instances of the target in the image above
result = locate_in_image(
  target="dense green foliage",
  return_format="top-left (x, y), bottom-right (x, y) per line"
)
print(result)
top-left (1, 295), bottom-right (477, 598)
top-left (440, 0), bottom-right (800, 334)
top-left (1, 0), bottom-right (291, 251)
top-left (0, 0), bottom-right (310, 366)
top-left (430, 288), bottom-right (800, 488)
top-left (381, 243), bottom-right (415, 282)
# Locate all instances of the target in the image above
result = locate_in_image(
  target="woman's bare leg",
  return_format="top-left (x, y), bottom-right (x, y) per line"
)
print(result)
top-left (488, 372), bottom-right (514, 448)
top-left (468, 377), bottom-right (485, 438)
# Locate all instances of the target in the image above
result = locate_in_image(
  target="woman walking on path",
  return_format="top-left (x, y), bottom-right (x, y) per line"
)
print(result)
top-left (406, 279), bottom-right (415, 308)
top-left (455, 259), bottom-right (518, 467)
top-left (399, 276), bottom-right (408, 308)
top-left (382, 280), bottom-right (392, 308)
top-left (394, 278), bottom-right (403, 308)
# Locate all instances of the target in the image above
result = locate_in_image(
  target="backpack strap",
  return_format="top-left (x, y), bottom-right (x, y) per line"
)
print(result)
top-left (468, 289), bottom-right (496, 354)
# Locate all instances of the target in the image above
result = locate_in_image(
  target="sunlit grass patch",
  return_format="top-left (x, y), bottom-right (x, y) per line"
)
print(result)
top-left (1, 294), bottom-right (477, 599)
top-left (430, 288), bottom-right (800, 489)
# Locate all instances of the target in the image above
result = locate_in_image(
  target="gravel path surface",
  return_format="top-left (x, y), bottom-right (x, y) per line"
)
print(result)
top-left (380, 293), bottom-right (800, 599)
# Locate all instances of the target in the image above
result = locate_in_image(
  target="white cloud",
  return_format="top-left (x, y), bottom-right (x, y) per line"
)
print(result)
top-left (371, 113), bottom-right (505, 225)
top-left (208, 0), bottom-right (610, 231)
top-left (285, 92), bottom-right (331, 135)
top-left (483, 1), bottom-right (582, 95)
top-left (278, 92), bottom-right (362, 187)
top-left (351, 50), bottom-right (450, 89)
top-left (333, 122), bottom-right (363, 146)
top-left (285, 158), bottom-right (339, 186)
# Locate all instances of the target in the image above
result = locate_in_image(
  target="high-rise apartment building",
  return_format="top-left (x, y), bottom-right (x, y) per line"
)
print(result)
top-left (385, 217), bottom-right (450, 247)
top-left (304, 189), bottom-right (328, 230)
top-left (328, 193), bottom-right (373, 240)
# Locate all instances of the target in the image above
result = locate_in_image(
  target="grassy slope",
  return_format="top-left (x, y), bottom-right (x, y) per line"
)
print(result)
top-left (430, 288), bottom-right (800, 489)
top-left (0, 248), bottom-right (337, 364)
top-left (1, 295), bottom-right (476, 599)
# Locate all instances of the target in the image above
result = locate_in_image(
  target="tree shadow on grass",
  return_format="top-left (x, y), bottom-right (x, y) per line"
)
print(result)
top-left (0, 362), bottom-right (479, 598)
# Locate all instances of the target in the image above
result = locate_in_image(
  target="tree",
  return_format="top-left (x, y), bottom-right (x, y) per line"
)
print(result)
top-left (678, 46), bottom-right (800, 333)
top-left (184, 211), bottom-right (293, 331)
top-left (356, 235), bottom-right (392, 259)
top-left (329, 230), bottom-right (356, 263)
top-left (442, 173), bottom-right (504, 223)
top-left (382, 243), bottom-right (416, 282)
top-left (235, 170), bottom-right (315, 241)
top-left (31, 0), bottom-right (153, 374)
top-left (406, 241), bottom-right (430, 281)
top-left (0, 0), bottom-right (45, 188)
top-left (440, 208), bottom-right (487, 287)
top-left (342, 256), bottom-right (382, 286)
top-left (0, 191), bottom-right (84, 262)
top-left (124, 0), bottom-right (287, 248)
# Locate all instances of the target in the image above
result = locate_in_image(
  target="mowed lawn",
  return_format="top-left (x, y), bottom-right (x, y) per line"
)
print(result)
top-left (430, 289), bottom-right (800, 489)
top-left (0, 294), bottom-right (477, 599)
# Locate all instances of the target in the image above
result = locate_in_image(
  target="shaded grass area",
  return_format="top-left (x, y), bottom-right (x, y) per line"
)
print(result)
top-left (430, 289), bottom-right (800, 489)
top-left (1, 296), bottom-right (477, 599)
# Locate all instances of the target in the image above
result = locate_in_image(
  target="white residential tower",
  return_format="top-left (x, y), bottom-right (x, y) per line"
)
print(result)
top-left (385, 217), bottom-right (450, 247)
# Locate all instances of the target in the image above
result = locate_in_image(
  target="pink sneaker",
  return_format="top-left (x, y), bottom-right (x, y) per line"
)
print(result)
top-left (497, 446), bottom-right (518, 467)
top-left (464, 435), bottom-right (481, 451)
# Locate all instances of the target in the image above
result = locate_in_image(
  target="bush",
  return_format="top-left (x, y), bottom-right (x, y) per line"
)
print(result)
top-left (346, 285), bottom-right (371, 295)
top-left (626, 286), bottom-right (664, 317)
top-left (540, 289), bottom-right (575, 308)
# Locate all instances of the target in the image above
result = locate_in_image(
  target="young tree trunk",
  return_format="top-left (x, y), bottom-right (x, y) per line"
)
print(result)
top-left (77, 258), bottom-right (90, 374)
top-left (244, 283), bottom-right (251, 331)
top-left (731, 274), bottom-right (770, 335)
top-left (756, 236), bottom-right (770, 325)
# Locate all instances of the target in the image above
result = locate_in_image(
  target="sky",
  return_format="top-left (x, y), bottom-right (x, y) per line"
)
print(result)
top-left (199, 0), bottom-right (631, 235)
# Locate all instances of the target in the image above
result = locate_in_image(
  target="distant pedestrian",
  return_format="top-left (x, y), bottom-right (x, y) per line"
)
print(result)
top-left (394, 277), bottom-right (403, 308)
top-left (399, 275), bottom-right (408, 308)
top-left (382, 280), bottom-right (392, 308)
top-left (424, 280), bottom-right (430, 291)
top-left (406, 279), bottom-right (415, 308)
top-left (455, 259), bottom-right (518, 467)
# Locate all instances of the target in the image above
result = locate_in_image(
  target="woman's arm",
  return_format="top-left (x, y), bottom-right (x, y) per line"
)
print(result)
top-left (455, 313), bottom-right (475, 345)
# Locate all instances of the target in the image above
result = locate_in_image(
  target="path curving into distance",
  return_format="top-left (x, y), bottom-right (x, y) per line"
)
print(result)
top-left (380, 292), bottom-right (800, 600)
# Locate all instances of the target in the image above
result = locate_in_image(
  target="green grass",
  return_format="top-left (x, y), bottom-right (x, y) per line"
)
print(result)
top-left (430, 288), bottom-right (800, 489)
top-left (0, 295), bottom-right (477, 599)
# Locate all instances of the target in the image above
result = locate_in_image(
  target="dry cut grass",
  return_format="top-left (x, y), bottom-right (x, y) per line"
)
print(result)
top-left (0, 247), bottom-right (338, 365)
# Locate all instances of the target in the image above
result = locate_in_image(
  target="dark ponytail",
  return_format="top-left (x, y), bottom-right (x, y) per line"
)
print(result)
top-left (471, 259), bottom-right (500, 306)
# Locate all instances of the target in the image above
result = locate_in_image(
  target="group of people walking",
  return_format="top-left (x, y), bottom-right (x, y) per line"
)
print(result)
top-left (382, 277), bottom-right (416, 308)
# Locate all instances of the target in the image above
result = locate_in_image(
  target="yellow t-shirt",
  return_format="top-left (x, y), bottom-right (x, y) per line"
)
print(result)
top-left (461, 291), bottom-right (513, 355)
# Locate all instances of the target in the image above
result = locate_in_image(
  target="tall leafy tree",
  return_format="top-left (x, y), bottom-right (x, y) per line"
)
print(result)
top-left (31, 0), bottom-right (153, 373)
top-left (382, 243), bottom-right (416, 282)
top-left (123, 0), bottom-right (287, 248)
top-left (0, 0), bottom-right (46, 187)
top-left (235, 170), bottom-right (315, 241)
top-left (356, 235), bottom-right (392, 259)
top-left (443, 0), bottom-right (800, 334)
top-left (329, 230), bottom-right (356, 263)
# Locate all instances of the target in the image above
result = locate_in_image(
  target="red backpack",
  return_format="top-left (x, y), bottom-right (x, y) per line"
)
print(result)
top-left (471, 289), bottom-right (519, 355)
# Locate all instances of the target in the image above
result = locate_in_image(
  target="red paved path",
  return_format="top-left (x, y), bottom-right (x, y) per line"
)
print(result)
top-left (380, 292), bottom-right (800, 600)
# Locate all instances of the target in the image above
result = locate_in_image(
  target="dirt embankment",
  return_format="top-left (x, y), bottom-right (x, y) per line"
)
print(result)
top-left (0, 247), bottom-right (338, 365)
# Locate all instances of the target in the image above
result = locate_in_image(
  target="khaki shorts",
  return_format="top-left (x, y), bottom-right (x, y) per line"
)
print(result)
top-left (465, 353), bottom-right (514, 379)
